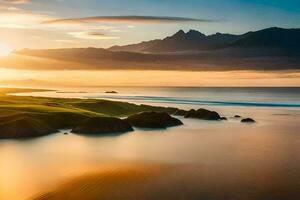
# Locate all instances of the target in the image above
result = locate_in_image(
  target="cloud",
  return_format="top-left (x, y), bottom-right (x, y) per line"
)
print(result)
top-left (0, 4), bottom-right (56, 30)
top-left (0, 0), bottom-right (28, 11)
top-left (68, 31), bottom-right (119, 40)
top-left (110, 29), bottom-right (123, 33)
top-left (0, 23), bottom-right (27, 28)
top-left (43, 15), bottom-right (214, 25)
top-left (0, 0), bottom-right (30, 4)
top-left (0, 11), bottom-right (54, 28)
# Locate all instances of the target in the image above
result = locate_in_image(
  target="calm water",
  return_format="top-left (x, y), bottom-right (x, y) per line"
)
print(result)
top-left (15, 87), bottom-right (300, 107)
top-left (1, 87), bottom-right (300, 200)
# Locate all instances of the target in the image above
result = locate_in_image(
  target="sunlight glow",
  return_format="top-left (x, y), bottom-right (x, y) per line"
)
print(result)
top-left (0, 43), bottom-right (12, 57)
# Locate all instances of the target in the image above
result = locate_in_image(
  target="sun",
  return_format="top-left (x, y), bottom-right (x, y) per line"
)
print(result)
top-left (0, 43), bottom-right (12, 57)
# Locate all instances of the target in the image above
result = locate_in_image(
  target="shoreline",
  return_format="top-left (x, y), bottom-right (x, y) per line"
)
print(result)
top-left (3, 87), bottom-right (300, 140)
top-left (0, 88), bottom-right (193, 139)
top-left (0, 88), bottom-right (299, 200)
top-left (0, 87), bottom-right (259, 139)
top-left (12, 87), bottom-right (300, 108)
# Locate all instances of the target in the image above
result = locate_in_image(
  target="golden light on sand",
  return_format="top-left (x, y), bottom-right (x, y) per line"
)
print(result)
top-left (0, 43), bottom-right (12, 57)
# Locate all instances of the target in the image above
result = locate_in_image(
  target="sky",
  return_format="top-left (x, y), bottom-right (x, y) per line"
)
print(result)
top-left (1, 68), bottom-right (299, 87)
top-left (0, 0), bottom-right (299, 49)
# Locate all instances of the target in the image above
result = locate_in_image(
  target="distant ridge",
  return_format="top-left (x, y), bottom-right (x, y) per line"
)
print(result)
top-left (109, 27), bottom-right (300, 53)
top-left (109, 29), bottom-right (241, 52)
top-left (233, 27), bottom-right (300, 49)
top-left (4, 27), bottom-right (300, 71)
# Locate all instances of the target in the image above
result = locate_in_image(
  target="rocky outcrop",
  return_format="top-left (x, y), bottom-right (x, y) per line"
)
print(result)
top-left (241, 118), bottom-right (256, 123)
top-left (105, 91), bottom-right (118, 94)
top-left (0, 116), bottom-right (58, 139)
top-left (184, 108), bottom-right (221, 120)
top-left (72, 117), bottom-right (133, 135)
top-left (125, 112), bottom-right (183, 129)
top-left (173, 109), bottom-right (188, 116)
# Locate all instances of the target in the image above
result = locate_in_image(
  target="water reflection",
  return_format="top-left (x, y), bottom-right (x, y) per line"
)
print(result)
top-left (0, 108), bottom-right (299, 200)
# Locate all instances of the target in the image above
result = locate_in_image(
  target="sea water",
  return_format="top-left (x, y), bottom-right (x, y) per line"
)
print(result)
top-left (1, 87), bottom-right (299, 200)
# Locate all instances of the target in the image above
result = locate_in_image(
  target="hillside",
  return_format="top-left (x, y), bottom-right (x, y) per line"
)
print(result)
top-left (0, 88), bottom-right (181, 139)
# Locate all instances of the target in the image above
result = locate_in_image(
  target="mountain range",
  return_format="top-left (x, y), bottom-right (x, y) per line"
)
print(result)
top-left (110, 27), bottom-right (300, 53)
top-left (2, 27), bottom-right (299, 71)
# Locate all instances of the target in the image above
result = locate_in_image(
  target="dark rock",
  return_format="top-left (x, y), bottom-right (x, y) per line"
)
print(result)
top-left (241, 118), bottom-right (256, 123)
top-left (184, 109), bottom-right (196, 118)
top-left (64, 132), bottom-right (69, 135)
top-left (0, 116), bottom-right (58, 139)
top-left (184, 108), bottom-right (221, 120)
top-left (173, 109), bottom-right (188, 116)
top-left (125, 112), bottom-right (183, 129)
top-left (72, 117), bottom-right (133, 135)
top-left (220, 117), bottom-right (228, 120)
top-left (105, 91), bottom-right (118, 94)
top-left (234, 115), bottom-right (241, 118)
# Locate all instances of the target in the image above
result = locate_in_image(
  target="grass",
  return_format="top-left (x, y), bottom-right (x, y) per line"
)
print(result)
top-left (0, 88), bottom-right (182, 139)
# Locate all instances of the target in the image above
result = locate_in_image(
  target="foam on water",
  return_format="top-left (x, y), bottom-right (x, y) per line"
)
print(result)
top-left (14, 87), bottom-right (300, 108)
top-left (90, 95), bottom-right (300, 107)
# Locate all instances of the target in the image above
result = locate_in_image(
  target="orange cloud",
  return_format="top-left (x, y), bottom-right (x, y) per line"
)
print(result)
top-left (1, 0), bottom-right (30, 4)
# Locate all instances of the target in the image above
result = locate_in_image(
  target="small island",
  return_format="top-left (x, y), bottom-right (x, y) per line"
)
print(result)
top-left (125, 112), bottom-right (183, 129)
top-left (72, 117), bottom-right (133, 135)
top-left (241, 118), bottom-right (256, 123)
top-left (105, 91), bottom-right (118, 94)
top-left (175, 108), bottom-right (223, 120)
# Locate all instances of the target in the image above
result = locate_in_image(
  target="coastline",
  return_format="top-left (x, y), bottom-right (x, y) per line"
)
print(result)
top-left (0, 87), bottom-right (299, 200)
top-left (0, 88), bottom-right (191, 139)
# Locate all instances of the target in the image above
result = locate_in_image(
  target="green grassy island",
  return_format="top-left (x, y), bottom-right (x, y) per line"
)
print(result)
top-left (0, 88), bottom-right (188, 139)
top-left (0, 88), bottom-right (231, 139)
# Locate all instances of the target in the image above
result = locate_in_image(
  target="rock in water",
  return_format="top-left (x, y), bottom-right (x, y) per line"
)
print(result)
top-left (126, 112), bottom-right (183, 129)
top-left (0, 117), bottom-right (58, 139)
top-left (105, 91), bottom-right (118, 94)
top-left (184, 108), bottom-right (221, 120)
top-left (241, 118), bottom-right (256, 123)
top-left (72, 117), bottom-right (133, 135)
top-left (173, 109), bottom-right (188, 116)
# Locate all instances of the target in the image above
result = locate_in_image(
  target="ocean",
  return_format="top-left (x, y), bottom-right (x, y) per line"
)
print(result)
top-left (14, 87), bottom-right (300, 107)
top-left (1, 87), bottom-right (300, 200)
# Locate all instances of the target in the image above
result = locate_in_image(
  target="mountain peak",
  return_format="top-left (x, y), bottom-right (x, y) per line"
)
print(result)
top-left (172, 30), bottom-right (186, 37)
top-left (266, 27), bottom-right (281, 30)
top-left (186, 29), bottom-right (206, 38)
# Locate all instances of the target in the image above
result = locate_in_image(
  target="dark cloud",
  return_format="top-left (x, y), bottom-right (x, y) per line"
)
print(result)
top-left (68, 31), bottom-right (118, 40)
top-left (43, 15), bottom-right (214, 24)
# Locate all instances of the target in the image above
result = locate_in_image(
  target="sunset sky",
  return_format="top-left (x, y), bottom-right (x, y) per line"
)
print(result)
top-left (0, 0), bottom-right (299, 49)
top-left (0, 0), bottom-right (299, 87)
